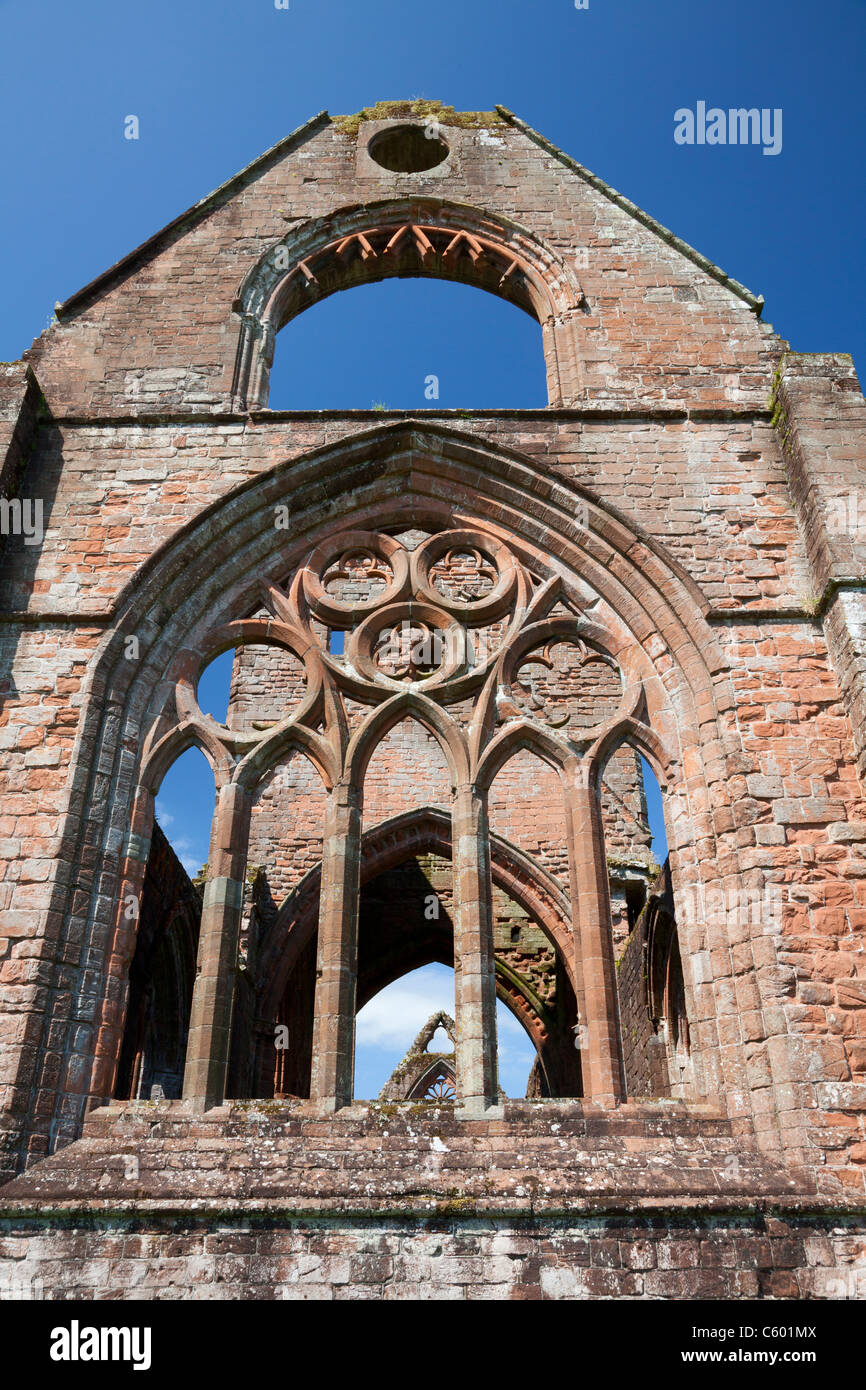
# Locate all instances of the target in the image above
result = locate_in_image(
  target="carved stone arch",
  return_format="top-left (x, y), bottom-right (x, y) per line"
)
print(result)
top-left (31, 420), bottom-right (734, 1147)
top-left (113, 829), bottom-right (202, 1103)
top-left (231, 198), bottom-right (588, 409)
top-left (250, 803), bottom-right (581, 1102)
top-left (493, 968), bottom-right (565, 1094)
top-left (255, 806), bottom-right (577, 1024)
top-left (235, 726), bottom-right (338, 795)
top-left (345, 691), bottom-right (470, 790)
top-left (139, 719), bottom-right (234, 797)
top-left (585, 708), bottom-right (676, 794)
top-left (475, 719), bottom-right (574, 794)
top-left (96, 420), bottom-right (718, 718)
top-left (405, 1058), bottom-right (457, 1103)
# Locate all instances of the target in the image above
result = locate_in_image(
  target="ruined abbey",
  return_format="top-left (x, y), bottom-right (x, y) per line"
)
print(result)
top-left (1, 101), bottom-right (866, 1299)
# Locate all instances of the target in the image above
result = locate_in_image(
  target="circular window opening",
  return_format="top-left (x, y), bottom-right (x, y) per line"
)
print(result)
top-left (368, 124), bottom-right (449, 173)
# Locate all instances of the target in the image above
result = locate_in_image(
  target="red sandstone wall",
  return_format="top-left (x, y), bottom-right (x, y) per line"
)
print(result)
top-left (0, 416), bottom-right (810, 617)
top-left (0, 108), bottom-right (865, 1195)
top-left (1, 1210), bottom-right (860, 1300)
top-left (21, 112), bottom-right (781, 417)
top-left (247, 752), bottom-right (328, 904)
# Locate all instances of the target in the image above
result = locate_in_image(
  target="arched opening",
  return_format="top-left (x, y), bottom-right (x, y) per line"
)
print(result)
top-left (486, 748), bottom-right (582, 1098)
top-left (232, 744), bottom-right (330, 1101)
top-left (233, 202), bottom-right (582, 410)
top-left (108, 501), bottom-right (693, 1116)
top-left (641, 754), bottom-right (669, 862)
top-left (362, 715), bottom-right (453, 828)
top-left (355, 964), bottom-right (543, 1102)
top-left (355, 715), bottom-right (454, 1101)
top-left (268, 278), bottom-right (547, 410)
top-left (154, 744), bottom-right (217, 881)
top-left (488, 747), bottom-right (569, 891)
top-left (17, 413), bottom-right (741, 1188)
top-left (356, 963), bottom-right (455, 1100)
top-left (601, 743), bottom-right (692, 1099)
top-left (114, 745), bottom-right (215, 1099)
top-left (599, 740), bottom-right (656, 956)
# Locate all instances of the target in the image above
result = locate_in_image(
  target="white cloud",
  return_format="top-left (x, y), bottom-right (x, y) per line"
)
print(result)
top-left (356, 969), bottom-right (454, 1051)
top-left (153, 813), bottom-right (207, 878)
top-left (353, 966), bottom-right (537, 1098)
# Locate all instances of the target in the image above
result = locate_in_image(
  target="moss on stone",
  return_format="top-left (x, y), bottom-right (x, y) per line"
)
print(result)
top-left (334, 100), bottom-right (504, 138)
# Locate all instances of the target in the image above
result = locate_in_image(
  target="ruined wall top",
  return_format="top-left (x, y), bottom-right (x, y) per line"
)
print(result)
top-left (22, 101), bottom-right (784, 417)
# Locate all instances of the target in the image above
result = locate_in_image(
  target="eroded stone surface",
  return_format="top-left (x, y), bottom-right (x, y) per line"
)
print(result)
top-left (2, 103), bottom-right (866, 1298)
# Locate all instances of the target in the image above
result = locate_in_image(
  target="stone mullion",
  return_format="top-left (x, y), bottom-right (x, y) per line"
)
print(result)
top-left (182, 782), bottom-right (251, 1106)
top-left (550, 311), bottom-right (583, 406)
top-left (88, 789), bottom-right (154, 1102)
top-left (452, 782), bottom-right (499, 1111)
top-left (309, 782), bottom-right (362, 1111)
top-left (564, 766), bottom-right (624, 1104)
top-left (541, 315), bottom-right (564, 407)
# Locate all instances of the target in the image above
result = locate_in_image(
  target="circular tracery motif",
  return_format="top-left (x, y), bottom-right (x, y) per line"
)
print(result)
top-left (351, 600), bottom-right (466, 692)
top-left (304, 530), bottom-right (410, 627)
top-left (185, 526), bottom-right (631, 756)
top-left (322, 548), bottom-right (392, 604)
top-left (429, 547), bottom-right (497, 603)
top-left (411, 530), bottom-right (517, 623)
top-left (374, 620), bottom-right (449, 682)
top-left (511, 641), bottom-right (623, 735)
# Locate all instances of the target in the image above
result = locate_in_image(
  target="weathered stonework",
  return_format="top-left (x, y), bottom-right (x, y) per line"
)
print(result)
top-left (1, 101), bottom-right (866, 1298)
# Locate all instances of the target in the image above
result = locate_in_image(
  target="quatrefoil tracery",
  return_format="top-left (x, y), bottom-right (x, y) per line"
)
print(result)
top-left (167, 524), bottom-right (654, 791)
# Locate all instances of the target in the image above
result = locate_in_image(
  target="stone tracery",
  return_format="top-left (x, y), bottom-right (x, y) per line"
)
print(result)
top-left (140, 517), bottom-right (664, 1112)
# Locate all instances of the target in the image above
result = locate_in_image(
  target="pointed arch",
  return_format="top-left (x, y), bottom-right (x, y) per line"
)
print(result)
top-left (346, 690), bottom-right (470, 789)
top-left (139, 718), bottom-right (234, 795)
top-left (255, 806), bottom-right (577, 1021)
top-left (23, 418), bottom-right (734, 1155)
top-left (236, 723), bottom-right (339, 794)
top-left (476, 718), bottom-right (575, 793)
top-left (586, 711), bottom-right (675, 793)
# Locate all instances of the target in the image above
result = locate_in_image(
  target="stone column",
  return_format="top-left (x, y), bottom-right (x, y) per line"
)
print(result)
top-left (310, 782), bottom-right (361, 1111)
top-left (182, 781), bottom-right (251, 1107)
top-left (452, 782), bottom-right (499, 1111)
top-left (564, 766), bottom-right (624, 1103)
top-left (90, 790), bottom-right (154, 1102)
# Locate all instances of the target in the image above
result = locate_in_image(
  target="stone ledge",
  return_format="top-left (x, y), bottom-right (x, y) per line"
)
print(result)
top-left (2, 1190), bottom-right (854, 1223)
top-left (0, 1102), bottom-right (816, 1209)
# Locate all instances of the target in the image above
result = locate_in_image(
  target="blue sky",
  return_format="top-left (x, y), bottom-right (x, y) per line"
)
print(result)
top-left (353, 963), bottom-right (537, 1099)
top-left (2, 0), bottom-right (864, 379)
top-left (7, 0), bottom-right (862, 1095)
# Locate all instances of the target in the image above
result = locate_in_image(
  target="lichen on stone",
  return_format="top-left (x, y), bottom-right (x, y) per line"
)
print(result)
top-left (333, 100), bottom-right (504, 138)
